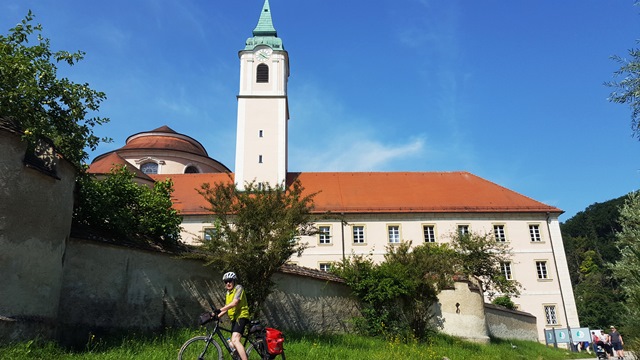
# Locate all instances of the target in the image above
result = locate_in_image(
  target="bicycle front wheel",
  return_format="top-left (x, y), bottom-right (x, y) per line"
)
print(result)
top-left (178, 336), bottom-right (224, 360)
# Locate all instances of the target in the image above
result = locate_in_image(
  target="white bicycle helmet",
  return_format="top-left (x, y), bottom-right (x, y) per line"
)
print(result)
top-left (222, 272), bottom-right (237, 282)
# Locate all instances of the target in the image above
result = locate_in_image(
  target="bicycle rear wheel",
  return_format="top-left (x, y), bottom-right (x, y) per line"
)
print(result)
top-left (245, 340), bottom-right (267, 360)
top-left (178, 336), bottom-right (224, 360)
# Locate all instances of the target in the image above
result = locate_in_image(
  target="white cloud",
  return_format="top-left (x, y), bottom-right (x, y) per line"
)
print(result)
top-left (288, 81), bottom-right (427, 172)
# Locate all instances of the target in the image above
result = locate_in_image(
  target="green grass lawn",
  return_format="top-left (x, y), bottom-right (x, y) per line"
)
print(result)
top-left (0, 328), bottom-right (591, 360)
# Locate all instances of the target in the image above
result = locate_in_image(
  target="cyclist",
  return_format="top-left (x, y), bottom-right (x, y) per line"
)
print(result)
top-left (217, 272), bottom-right (250, 360)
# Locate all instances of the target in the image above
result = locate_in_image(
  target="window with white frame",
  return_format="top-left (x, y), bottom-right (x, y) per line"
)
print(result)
top-left (352, 225), bottom-right (365, 244)
top-left (458, 225), bottom-right (469, 236)
top-left (388, 225), bottom-right (400, 243)
top-left (423, 225), bottom-right (436, 243)
top-left (494, 224), bottom-right (506, 242)
top-left (318, 225), bottom-right (332, 245)
top-left (319, 263), bottom-right (331, 272)
top-left (501, 261), bottom-right (513, 280)
top-left (536, 261), bottom-right (549, 279)
top-left (529, 224), bottom-right (542, 242)
top-left (203, 227), bottom-right (216, 241)
top-left (544, 305), bottom-right (558, 325)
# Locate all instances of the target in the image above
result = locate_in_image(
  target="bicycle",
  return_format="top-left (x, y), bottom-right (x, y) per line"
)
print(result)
top-left (178, 307), bottom-right (286, 360)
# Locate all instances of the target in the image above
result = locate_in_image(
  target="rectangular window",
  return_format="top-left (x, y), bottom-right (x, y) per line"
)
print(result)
top-left (259, 130), bottom-right (264, 137)
top-left (501, 261), bottom-right (513, 280)
top-left (423, 225), bottom-right (436, 243)
top-left (458, 225), bottom-right (469, 236)
top-left (544, 305), bottom-right (558, 325)
top-left (388, 225), bottom-right (400, 243)
top-left (203, 227), bottom-right (216, 241)
top-left (494, 224), bottom-right (506, 242)
top-left (319, 263), bottom-right (331, 272)
top-left (318, 225), bottom-right (332, 245)
top-left (352, 225), bottom-right (365, 244)
top-left (258, 155), bottom-right (263, 163)
top-left (536, 261), bottom-right (549, 279)
top-left (529, 224), bottom-right (541, 242)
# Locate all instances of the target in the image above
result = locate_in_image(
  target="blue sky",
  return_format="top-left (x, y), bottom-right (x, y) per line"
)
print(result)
top-left (2, 1), bottom-right (639, 221)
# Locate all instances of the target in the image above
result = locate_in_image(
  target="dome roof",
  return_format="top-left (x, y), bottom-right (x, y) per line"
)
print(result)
top-left (122, 126), bottom-right (208, 157)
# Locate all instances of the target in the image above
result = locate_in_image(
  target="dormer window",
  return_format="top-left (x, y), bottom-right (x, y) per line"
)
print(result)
top-left (140, 162), bottom-right (158, 174)
top-left (257, 64), bottom-right (269, 83)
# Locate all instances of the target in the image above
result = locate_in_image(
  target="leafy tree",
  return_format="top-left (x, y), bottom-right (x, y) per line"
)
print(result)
top-left (333, 242), bottom-right (456, 339)
top-left (607, 40), bottom-right (640, 140)
top-left (449, 231), bottom-right (521, 298)
top-left (333, 232), bottom-right (519, 340)
top-left (73, 166), bottom-right (182, 247)
top-left (0, 11), bottom-right (110, 170)
top-left (196, 177), bottom-right (317, 315)
top-left (612, 191), bottom-right (640, 347)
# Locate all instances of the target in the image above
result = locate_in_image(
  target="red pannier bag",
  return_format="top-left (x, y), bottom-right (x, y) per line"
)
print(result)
top-left (265, 327), bottom-right (284, 355)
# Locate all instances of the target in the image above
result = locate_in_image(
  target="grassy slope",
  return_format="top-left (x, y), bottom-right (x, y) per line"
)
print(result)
top-left (0, 329), bottom-right (589, 360)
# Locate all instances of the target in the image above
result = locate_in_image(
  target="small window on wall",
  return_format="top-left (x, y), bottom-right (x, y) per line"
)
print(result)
top-left (259, 130), bottom-right (264, 137)
top-left (494, 224), bottom-right (506, 242)
top-left (529, 224), bottom-right (542, 242)
top-left (352, 225), bottom-right (365, 244)
top-left (457, 225), bottom-right (469, 236)
top-left (318, 226), bottom-right (332, 245)
top-left (184, 166), bottom-right (199, 174)
top-left (257, 64), bottom-right (269, 83)
top-left (423, 225), bottom-right (436, 243)
top-left (203, 227), bottom-right (217, 241)
top-left (319, 263), bottom-right (331, 272)
top-left (501, 261), bottom-right (513, 280)
top-left (544, 305), bottom-right (559, 325)
top-left (140, 162), bottom-right (158, 174)
top-left (536, 261), bottom-right (549, 279)
top-left (388, 225), bottom-right (400, 243)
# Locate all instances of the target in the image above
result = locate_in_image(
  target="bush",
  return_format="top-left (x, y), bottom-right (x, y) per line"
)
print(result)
top-left (492, 295), bottom-right (516, 310)
top-left (73, 165), bottom-right (182, 247)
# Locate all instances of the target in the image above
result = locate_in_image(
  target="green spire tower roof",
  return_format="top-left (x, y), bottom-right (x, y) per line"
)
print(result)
top-left (244, 0), bottom-right (284, 51)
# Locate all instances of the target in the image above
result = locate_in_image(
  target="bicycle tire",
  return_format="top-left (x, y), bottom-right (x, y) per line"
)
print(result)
top-left (178, 335), bottom-right (224, 360)
top-left (245, 342), bottom-right (265, 360)
top-left (245, 342), bottom-right (286, 360)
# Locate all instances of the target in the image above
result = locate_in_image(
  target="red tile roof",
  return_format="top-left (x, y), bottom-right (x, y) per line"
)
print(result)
top-left (88, 152), bottom-right (154, 182)
top-left (151, 171), bottom-right (562, 215)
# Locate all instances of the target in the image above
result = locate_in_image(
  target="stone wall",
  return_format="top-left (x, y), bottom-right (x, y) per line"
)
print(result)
top-left (484, 303), bottom-right (538, 342)
top-left (0, 126), bottom-right (76, 343)
top-left (57, 237), bottom-right (358, 345)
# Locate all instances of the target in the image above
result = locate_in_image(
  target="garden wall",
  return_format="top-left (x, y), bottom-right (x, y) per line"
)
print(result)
top-left (0, 123), bottom-right (76, 343)
top-left (484, 303), bottom-right (538, 341)
top-left (57, 237), bottom-right (359, 345)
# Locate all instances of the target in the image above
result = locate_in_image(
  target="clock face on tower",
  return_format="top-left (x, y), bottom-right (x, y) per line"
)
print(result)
top-left (256, 48), bottom-right (272, 62)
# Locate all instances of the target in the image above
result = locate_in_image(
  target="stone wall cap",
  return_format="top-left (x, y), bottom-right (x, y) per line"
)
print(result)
top-left (484, 302), bottom-right (536, 319)
top-left (279, 264), bottom-right (345, 283)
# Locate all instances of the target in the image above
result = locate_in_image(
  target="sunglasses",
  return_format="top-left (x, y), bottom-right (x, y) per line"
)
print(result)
top-left (223, 280), bottom-right (234, 284)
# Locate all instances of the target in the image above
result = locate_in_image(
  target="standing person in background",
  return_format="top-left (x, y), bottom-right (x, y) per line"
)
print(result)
top-left (601, 330), bottom-right (614, 359)
top-left (609, 326), bottom-right (625, 360)
top-left (217, 272), bottom-right (250, 360)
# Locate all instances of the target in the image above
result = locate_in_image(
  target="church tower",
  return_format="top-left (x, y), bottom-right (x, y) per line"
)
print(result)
top-left (234, 0), bottom-right (289, 190)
